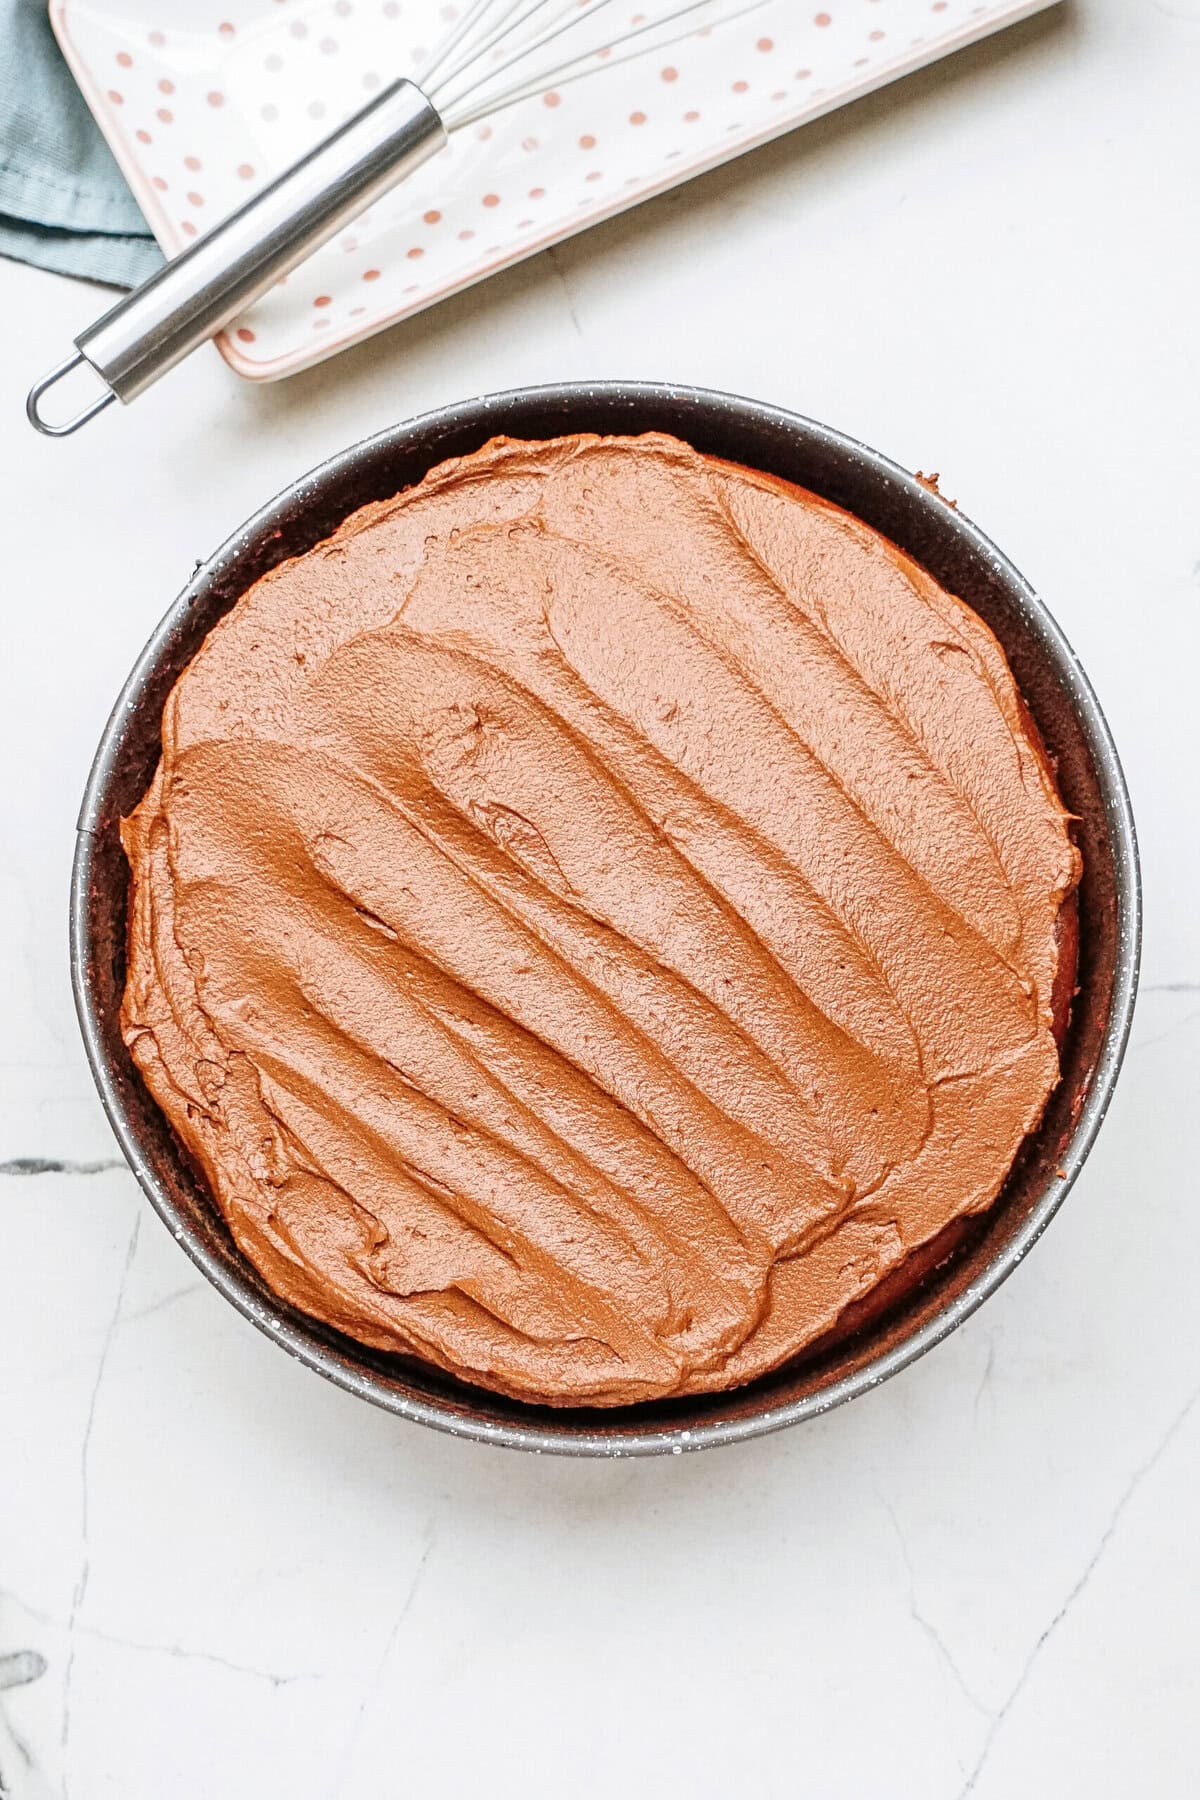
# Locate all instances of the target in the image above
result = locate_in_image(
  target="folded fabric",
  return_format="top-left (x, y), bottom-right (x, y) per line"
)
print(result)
top-left (0, 0), bottom-right (162, 286)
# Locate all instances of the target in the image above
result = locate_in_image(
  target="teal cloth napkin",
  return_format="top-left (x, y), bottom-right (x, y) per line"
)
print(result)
top-left (0, 0), bottom-right (162, 286)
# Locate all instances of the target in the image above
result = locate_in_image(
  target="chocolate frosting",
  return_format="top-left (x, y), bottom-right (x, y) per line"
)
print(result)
top-left (121, 434), bottom-right (1080, 1405)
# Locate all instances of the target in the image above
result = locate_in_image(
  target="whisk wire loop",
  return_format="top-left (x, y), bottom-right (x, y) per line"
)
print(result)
top-left (428, 0), bottom-right (773, 129)
top-left (416, 0), bottom-right (500, 89)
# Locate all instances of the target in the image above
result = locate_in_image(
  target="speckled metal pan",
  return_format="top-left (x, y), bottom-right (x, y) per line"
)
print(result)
top-left (70, 383), bottom-right (1141, 1457)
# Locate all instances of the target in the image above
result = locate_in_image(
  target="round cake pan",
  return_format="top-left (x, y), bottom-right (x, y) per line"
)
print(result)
top-left (71, 383), bottom-right (1140, 1457)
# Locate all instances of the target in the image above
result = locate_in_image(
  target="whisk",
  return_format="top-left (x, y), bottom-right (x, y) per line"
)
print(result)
top-left (27, 0), bottom-right (769, 436)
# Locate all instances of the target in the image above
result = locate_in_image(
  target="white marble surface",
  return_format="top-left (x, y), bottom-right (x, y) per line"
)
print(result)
top-left (2, 3), bottom-right (1198, 1794)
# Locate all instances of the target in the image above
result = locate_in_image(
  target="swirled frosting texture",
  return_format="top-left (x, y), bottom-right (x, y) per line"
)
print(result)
top-left (121, 434), bottom-right (1079, 1405)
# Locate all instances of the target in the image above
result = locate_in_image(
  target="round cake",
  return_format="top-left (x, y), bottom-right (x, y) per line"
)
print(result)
top-left (120, 433), bottom-right (1081, 1407)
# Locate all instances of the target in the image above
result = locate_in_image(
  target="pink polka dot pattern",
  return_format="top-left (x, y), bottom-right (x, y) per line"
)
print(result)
top-left (60, 0), bottom-right (1041, 376)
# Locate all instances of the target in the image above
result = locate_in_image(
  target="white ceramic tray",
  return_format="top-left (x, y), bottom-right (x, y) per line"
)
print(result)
top-left (51, 0), bottom-right (1059, 382)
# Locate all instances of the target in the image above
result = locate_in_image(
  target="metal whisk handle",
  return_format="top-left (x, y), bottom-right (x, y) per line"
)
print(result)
top-left (27, 79), bottom-right (446, 437)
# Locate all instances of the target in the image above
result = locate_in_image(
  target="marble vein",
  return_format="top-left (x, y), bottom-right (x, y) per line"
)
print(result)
top-left (117, 1284), bottom-right (203, 1329)
top-left (0, 1650), bottom-right (49, 1800)
top-left (60, 1217), bottom-right (140, 1800)
top-left (67, 1627), bottom-right (313, 1690)
top-left (0, 1159), bottom-right (125, 1178)
top-left (546, 245), bottom-right (584, 340)
top-left (1130, 1006), bottom-right (1200, 1056)
top-left (325, 1526), bottom-right (437, 1800)
top-left (880, 1497), bottom-right (991, 1722)
top-left (955, 1378), bottom-right (1200, 1798)
top-left (971, 1334), bottom-right (998, 1427)
top-left (6, 1588), bottom-right (312, 1692)
top-left (0, 1655), bottom-right (46, 1694)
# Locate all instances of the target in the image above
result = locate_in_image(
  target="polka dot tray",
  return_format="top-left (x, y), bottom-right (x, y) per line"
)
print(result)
top-left (51, 0), bottom-right (1060, 383)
